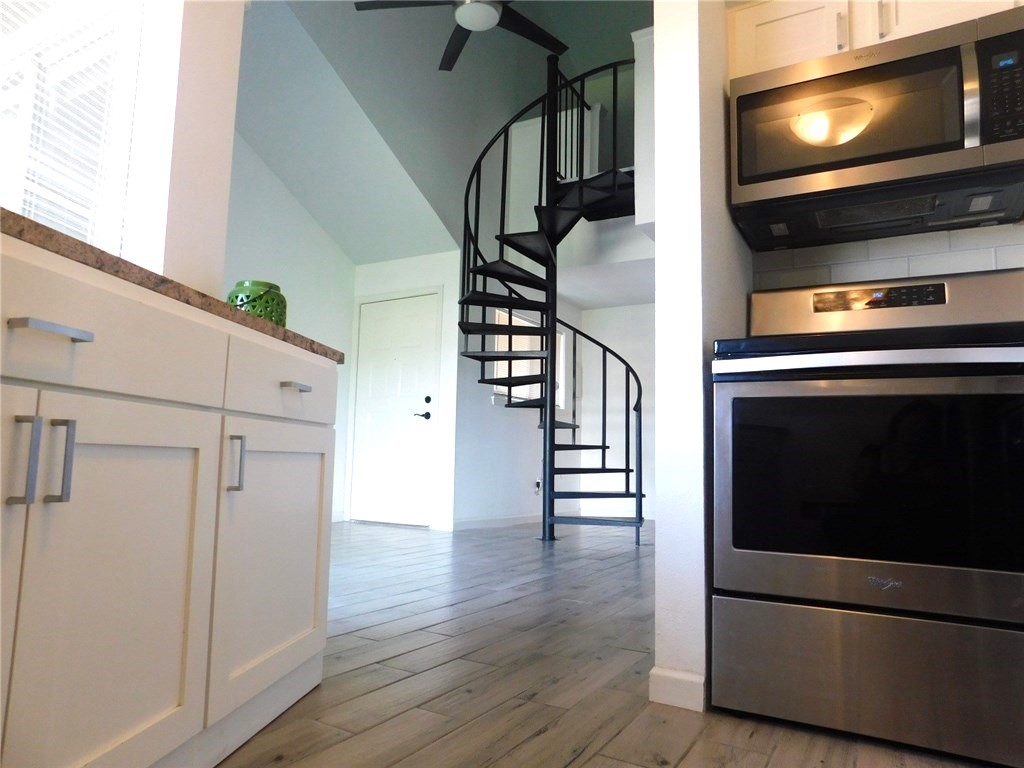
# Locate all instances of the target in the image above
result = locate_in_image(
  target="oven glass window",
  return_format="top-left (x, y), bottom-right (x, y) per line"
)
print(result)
top-left (731, 395), bottom-right (1024, 573)
top-left (737, 48), bottom-right (963, 185)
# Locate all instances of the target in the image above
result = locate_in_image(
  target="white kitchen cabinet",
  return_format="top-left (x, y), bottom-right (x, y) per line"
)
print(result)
top-left (1, 234), bottom-right (340, 768)
top-left (0, 390), bottom-right (220, 768)
top-left (867, 0), bottom-right (1014, 45)
top-left (206, 415), bottom-right (334, 725)
top-left (729, 1), bottom-right (851, 79)
top-left (728, 0), bottom-right (1019, 80)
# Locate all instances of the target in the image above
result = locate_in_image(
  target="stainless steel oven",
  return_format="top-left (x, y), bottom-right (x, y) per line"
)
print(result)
top-left (711, 270), bottom-right (1024, 767)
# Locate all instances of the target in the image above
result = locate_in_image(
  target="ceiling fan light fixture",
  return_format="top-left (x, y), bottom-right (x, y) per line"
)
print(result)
top-left (454, 0), bottom-right (501, 31)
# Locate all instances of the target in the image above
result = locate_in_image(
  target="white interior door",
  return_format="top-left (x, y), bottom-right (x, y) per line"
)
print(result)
top-left (350, 293), bottom-right (441, 526)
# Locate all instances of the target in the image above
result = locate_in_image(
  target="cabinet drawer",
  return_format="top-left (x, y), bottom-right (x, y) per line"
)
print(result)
top-left (2, 251), bottom-right (228, 407)
top-left (224, 335), bottom-right (337, 424)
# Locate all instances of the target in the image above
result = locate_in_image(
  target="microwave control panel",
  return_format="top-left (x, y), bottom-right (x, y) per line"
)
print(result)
top-left (978, 29), bottom-right (1024, 143)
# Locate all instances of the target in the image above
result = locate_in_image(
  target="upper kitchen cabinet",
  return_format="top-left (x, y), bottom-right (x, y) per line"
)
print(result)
top-left (869, 0), bottom-right (1016, 45)
top-left (729, 1), bottom-right (852, 79)
top-left (728, 1), bottom-right (1020, 79)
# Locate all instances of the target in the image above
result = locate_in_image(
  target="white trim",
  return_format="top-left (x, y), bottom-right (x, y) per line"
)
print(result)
top-left (648, 665), bottom-right (706, 712)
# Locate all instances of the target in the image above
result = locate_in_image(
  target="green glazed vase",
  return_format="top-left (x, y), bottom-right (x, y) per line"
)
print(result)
top-left (227, 280), bottom-right (287, 327)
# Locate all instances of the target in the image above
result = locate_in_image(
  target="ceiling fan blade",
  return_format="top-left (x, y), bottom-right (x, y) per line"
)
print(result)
top-left (353, 1), bottom-right (452, 10)
top-left (496, 5), bottom-right (568, 55)
top-left (439, 24), bottom-right (472, 71)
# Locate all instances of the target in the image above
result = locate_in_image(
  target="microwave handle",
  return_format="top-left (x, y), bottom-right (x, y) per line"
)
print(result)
top-left (962, 42), bottom-right (981, 149)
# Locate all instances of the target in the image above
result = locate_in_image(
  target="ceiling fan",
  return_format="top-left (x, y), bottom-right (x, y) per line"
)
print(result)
top-left (352, 0), bottom-right (568, 71)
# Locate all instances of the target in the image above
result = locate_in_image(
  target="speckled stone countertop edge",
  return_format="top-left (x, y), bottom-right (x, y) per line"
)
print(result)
top-left (1, 209), bottom-right (345, 364)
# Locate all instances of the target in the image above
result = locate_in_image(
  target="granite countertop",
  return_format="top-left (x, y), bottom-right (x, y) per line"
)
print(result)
top-left (1, 209), bottom-right (344, 364)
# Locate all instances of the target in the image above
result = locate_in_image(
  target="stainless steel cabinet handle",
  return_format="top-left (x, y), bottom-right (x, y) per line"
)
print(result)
top-left (835, 12), bottom-right (848, 51)
top-left (877, 0), bottom-right (889, 39)
top-left (280, 380), bottom-right (312, 393)
top-left (6, 415), bottom-right (42, 505)
top-left (7, 317), bottom-right (95, 343)
top-left (44, 419), bottom-right (76, 503)
top-left (227, 434), bottom-right (246, 492)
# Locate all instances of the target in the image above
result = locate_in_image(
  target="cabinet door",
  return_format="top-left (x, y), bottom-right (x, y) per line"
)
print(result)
top-left (729, 1), bottom-right (850, 79)
top-left (2, 392), bottom-right (220, 768)
top-left (206, 416), bottom-right (333, 725)
top-left (866, 1), bottom-right (1014, 45)
top-left (1, 385), bottom-right (40, 737)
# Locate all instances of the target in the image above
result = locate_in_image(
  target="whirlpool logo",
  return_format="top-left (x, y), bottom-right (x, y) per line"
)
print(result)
top-left (867, 576), bottom-right (904, 591)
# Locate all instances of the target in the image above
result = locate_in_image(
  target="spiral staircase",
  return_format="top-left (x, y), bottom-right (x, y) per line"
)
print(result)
top-left (459, 56), bottom-right (644, 543)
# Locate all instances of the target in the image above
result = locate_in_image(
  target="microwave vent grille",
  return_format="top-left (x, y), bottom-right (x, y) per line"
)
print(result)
top-left (816, 195), bottom-right (937, 229)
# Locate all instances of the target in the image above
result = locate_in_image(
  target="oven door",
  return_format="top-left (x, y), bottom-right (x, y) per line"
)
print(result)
top-left (714, 375), bottom-right (1024, 625)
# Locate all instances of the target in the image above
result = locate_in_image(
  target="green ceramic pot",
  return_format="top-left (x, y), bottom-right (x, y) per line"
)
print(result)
top-left (227, 280), bottom-right (287, 327)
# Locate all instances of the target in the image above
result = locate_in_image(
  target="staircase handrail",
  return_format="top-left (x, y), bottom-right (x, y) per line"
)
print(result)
top-left (556, 317), bottom-right (642, 412)
top-left (461, 58), bottom-right (636, 294)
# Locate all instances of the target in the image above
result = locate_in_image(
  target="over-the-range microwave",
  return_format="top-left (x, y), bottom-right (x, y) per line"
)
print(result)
top-left (729, 5), bottom-right (1024, 252)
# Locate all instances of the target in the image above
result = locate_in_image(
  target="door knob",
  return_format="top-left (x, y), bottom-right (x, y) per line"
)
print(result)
top-left (414, 411), bottom-right (431, 420)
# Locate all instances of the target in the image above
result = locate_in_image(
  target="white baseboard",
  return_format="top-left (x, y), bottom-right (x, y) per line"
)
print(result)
top-left (649, 665), bottom-right (706, 712)
top-left (452, 514), bottom-right (537, 530)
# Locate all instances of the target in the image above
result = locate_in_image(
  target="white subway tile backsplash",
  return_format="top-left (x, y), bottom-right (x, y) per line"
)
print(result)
top-left (754, 265), bottom-right (831, 290)
top-left (949, 221), bottom-right (1024, 250)
top-left (831, 257), bottom-right (909, 284)
top-left (867, 231), bottom-right (949, 259)
top-left (908, 248), bottom-right (995, 276)
top-left (751, 250), bottom-right (796, 272)
top-left (791, 241), bottom-right (868, 267)
top-left (996, 244), bottom-right (1024, 269)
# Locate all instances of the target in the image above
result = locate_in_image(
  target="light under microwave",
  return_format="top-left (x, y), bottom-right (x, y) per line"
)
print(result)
top-left (729, 6), bottom-right (1024, 252)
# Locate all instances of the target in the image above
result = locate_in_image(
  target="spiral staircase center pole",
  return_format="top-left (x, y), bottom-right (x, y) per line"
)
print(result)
top-left (541, 53), bottom-right (560, 542)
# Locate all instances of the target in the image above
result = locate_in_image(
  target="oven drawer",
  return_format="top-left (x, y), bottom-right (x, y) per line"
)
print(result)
top-left (711, 595), bottom-right (1024, 768)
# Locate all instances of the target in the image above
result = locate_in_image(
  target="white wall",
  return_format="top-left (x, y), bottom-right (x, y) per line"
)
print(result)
top-left (650, 0), bottom-right (751, 713)
top-left (224, 133), bottom-right (356, 521)
top-left (163, 0), bottom-right (244, 296)
top-left (350, 251), bottom-right (462, 530)
top-left (752, 221), bottom-right (1024, 290)
top-left (577, 303), bottom-right (655, 519)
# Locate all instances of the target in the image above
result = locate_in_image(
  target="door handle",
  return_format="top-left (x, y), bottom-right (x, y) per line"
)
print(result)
top-left (6, 415), bottom-right (42, 505)
top-left (44, 419), bottom-right (77, 503)
top-left (414, 412), bottom-right (431, 420)
top-left (280, 380), bottom-right (312, 393)
top-left (227, 434), bottom-right (246, 491)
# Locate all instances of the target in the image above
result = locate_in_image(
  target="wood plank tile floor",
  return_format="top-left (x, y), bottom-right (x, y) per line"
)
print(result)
top-left (218, 521), bottom-right (987, 768)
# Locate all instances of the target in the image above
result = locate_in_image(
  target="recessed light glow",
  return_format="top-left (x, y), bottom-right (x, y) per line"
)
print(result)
top-left (790, 97), bottom-right (874, 147)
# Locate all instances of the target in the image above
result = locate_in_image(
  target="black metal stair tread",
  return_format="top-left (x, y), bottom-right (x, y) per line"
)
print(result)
top-left (496, 231), bottom-right (550, 266)
top-left (471, 260), bottom-right (550, 290)
top-left (554, 443), bottom-right (607, 451)
top-left (459, 321), bottom-right (547, 336)
top-left (550, 491), bottom-right (643, 499)
top-left (459, 290), bottom-right (548, 312)
top-left (538, 420), bottom-right (578, 430)
top-left (463, 350), bottom-right (548, 362)
top-left (535, 205), bottom-right (583, 246)
top-left (480, 374), bottom-right (547, 387)
top-left (553, 467), bottom-right (632, 474)
top-left (503, 398), bottom-right (546, 409)
top-left (548, 515), bottom-right (644, 527)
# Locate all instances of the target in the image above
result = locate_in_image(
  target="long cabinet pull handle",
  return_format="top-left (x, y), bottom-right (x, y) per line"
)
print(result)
top-left (44, 419), bottom-right (77, 503)
top-left (227, 434), bottom-right (246, 492)
top-left (7, 317), bottom-right (95, 343)
top-left (877, 0), bottom-right (889, 39)
top-left (6, 415), bottom-right (43, 505)
top-left (835, 12), bottom-right (847, 50)
top-left (280, 380), bottom-right (312, 393)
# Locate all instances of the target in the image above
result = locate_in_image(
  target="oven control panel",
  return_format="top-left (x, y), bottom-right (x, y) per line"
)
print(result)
top-left (812, 282), bottom-right (947, 313)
